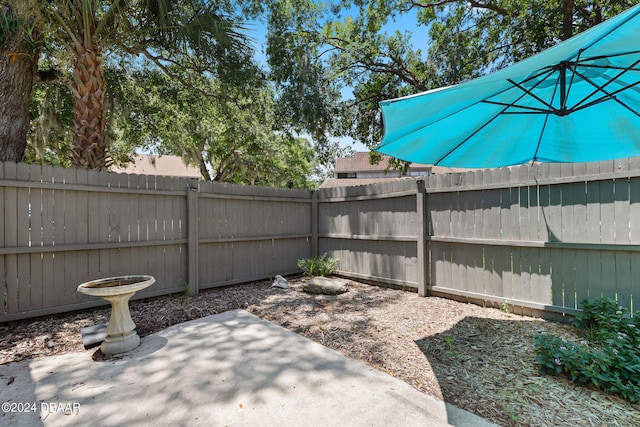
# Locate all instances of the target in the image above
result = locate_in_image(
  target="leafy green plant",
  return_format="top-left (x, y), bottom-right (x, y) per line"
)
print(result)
top-left (501, 300), bottom-right (511, 314)
top-left (535, 297), bottom-right (640, 402)
top-left (574, 297), bottom-right (639, 343)
top-left (296, 253), bottom-right (338, 277)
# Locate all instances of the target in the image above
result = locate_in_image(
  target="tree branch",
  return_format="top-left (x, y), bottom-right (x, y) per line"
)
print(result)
top-left (138, 49), bottom-right (241, 106)
top-left (410, 0), bottom-right (511, 16)
top-left (324, 37), bottom-right (428, 91)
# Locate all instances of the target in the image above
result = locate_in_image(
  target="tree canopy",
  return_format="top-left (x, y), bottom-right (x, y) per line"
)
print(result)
top-left (3, 0), bottom-right (638, 183)
top-left (110, 65), bottom-right (318, 188)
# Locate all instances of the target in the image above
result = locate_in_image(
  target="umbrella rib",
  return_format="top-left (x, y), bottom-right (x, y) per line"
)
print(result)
top-left (438, 71), bottom-right (562, 164)
top-left (571, 57), bottom-right (640, 111)
top-left (564, 3), bottom-right (640, 113)
top-left (519, 67), bottom-right (557, 86)
top-left (507, 78), bottom-right (557, 113)
top-left (482, 101), bottom-right (551, 113)
top-left (444, 71), bottom-right (555, 119)
top-left (564, 51), bottom-right (584, 109)
top-left (610, 98), bottom-right (640, 118)
top-left (576, 78), bottom-right (640, 108)
top-left (435, 74), bottom-right (550, 165)
top-left (533, 112), bottom-right (551, 163)
top-left (533, 82), bottom-right (560, 162)
top-left (584, 64), bottom-right (640, 73)
top-left (434, 120), bottom-right (495, 165)
top-left (435, 108), bottom-right (514, 165)
top-left (561, 51), bottom-right (640, 106)
top-left (578, 50), bottom-right (640, 63)
top-left (574, 80), bottom-right (640, 118)
top-left (382, 78), bottom-right (542, 147)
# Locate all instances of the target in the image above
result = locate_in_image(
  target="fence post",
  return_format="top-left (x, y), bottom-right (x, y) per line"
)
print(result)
top-left (416, 180), bottom-right (428, 297)
top-left (187, 181), bottom-right (199, 296)
top-left (311, 190), bottom-right (319, 258)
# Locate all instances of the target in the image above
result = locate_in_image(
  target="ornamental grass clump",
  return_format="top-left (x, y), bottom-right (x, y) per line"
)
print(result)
top-left (296, 253), bottom-right (338, 277)
top-left (535, 297), bottom-right (640, 402)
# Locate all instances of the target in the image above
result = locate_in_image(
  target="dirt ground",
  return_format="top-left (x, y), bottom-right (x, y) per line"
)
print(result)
top-left (1, 276), bottom-right (639, 426)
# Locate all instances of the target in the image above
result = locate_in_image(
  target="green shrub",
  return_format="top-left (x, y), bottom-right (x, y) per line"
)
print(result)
top-left (574, 297), bottom-right (640, 343)
top-left (534, 297), bottom-right (640, 402)
top-left (296, 253), bottom-right (337, 277)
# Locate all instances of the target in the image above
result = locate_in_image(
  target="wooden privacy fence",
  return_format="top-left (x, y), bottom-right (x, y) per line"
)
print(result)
top-left (4, 158), bottom-right (640, 322)
top-left (0, 162), bottom-right (312, 322)
top-left (318, 158), bottom-right (640, 318)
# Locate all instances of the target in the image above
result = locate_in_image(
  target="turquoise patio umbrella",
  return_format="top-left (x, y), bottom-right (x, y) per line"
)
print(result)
top-left (376, 4), bottom-right (640, 168)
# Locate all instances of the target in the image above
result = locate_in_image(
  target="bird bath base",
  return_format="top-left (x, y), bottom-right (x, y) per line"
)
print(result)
top-left (77, 275), bottom-right (155, 354)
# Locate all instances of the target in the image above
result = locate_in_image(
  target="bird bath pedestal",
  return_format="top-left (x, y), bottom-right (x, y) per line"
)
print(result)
top-left (77, 275), bottom-right (155, 355)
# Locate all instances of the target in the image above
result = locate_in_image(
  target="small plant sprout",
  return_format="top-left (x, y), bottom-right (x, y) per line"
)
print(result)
top-left (443, 335), bottom-right (458, 361)
top-left (444, 335), bottom-right (454, 349)
top-left (182, 282), bottom-right (191, 302)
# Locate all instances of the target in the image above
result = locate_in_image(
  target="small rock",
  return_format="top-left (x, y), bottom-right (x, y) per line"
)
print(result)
top-left (271, 275), bottom-right (289, 289)
top-left (303, 277), bottom-right (348, 295)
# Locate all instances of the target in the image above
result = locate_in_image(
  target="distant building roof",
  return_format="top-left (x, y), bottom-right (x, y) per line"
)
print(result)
top-left (335, 152), bottom-right (431, 173)
top-left (319, 177), bottom-right (405, 188)
top-left (322, 152), bottom-right (472, 188)
top-left (111, 154), bottom-right (201, 178)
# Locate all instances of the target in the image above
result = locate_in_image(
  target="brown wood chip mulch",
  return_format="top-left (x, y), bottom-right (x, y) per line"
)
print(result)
top-left (1, 276), bottom-right (639, 427)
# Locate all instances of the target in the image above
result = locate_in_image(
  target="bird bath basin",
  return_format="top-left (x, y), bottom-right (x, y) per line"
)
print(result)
top-left (77, 275), bottom-right (155, 354)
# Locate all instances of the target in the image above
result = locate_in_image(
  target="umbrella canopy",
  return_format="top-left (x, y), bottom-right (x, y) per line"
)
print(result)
top-left (376, 4), bottom-right (640, 168)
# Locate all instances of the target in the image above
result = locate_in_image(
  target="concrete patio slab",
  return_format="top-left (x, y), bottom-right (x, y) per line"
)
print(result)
top-left (0, 310), bottom-right (496, 426)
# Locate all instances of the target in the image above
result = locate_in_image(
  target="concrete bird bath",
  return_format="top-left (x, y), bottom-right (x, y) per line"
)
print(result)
top-left (77, 275), bottom-right (155, 354)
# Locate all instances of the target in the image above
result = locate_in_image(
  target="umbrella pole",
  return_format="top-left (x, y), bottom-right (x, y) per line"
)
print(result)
top-left (559, 61), bottom-right (567, 115)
